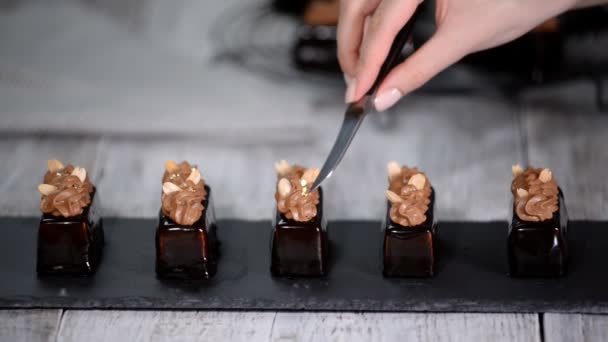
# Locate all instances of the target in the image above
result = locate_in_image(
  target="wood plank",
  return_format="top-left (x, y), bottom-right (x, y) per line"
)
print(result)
top-left (57, 311), bottom-right (539, 342)
top-left (0, 136), bottom-right (102, 216)
top-left (544, 313), bottom-right (608, 342)
top-left (270, 312), bottom-right (540, 342)
top-left (58, 310), bottom-right (276, 342)
top-left (0, 309), bottom-right (62, 342)
top-left (523, 84), bottom-right (608, 220)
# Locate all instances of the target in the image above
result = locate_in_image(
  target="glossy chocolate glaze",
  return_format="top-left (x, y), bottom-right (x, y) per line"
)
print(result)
top-left (156, 185), bottom-right (218, 279)
top-left (37, 189), bottom-right (104, 276)
top-left (271, 187), bottom-right (327, 277)
top-left (508, 189), bottom-right (568, 277)
top-left (383, 189), bottom-right (436, 278)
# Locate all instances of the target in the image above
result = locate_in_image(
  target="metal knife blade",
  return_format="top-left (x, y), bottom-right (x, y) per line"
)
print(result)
top-left (309, 96), bottom-right (371, 192)
top-left (308, 8), bottom-right (420, 192)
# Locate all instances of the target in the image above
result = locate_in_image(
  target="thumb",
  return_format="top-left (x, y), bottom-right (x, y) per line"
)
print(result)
top-left (373, 30), bottom-right (469, 112)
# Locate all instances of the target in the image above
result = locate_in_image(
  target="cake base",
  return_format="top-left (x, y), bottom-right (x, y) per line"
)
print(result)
top-left (271, 188), bottom-right (328, 277)
top-left (508, 190), bottom-right (568, 277)
top-left (155, 185), bottom-right (219, 280)
top-left (36, 191), bottom-right (104, 276)
top-left (382, 189), bottom-right (436, 278)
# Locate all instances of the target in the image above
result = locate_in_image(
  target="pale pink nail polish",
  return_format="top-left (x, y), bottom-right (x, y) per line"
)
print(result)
top-left (343, 74), bottom-right (352, 86)
top-left (345, 78), bottom-right (357, 103)
top-left (374, 88), bottom-right (402, 112)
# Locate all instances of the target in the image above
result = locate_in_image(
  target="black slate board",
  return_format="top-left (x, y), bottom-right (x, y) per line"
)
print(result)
top-left (1, 217), bottom-right (607, 313)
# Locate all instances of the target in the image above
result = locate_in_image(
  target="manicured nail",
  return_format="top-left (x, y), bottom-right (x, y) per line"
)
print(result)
top-left (345, 78), bottom-right (357, 103)
top-left (343, 74), bottom-right (352, 86)
top-left (374, 88), bottom-right (402, 112)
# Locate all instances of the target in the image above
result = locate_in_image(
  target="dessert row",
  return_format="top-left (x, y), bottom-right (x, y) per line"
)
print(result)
top-left (35, 159), bottom-right (568, 279)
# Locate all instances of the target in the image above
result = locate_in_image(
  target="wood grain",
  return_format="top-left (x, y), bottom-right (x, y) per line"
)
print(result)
top-left (58, 310), bottom-right (276, 342)
top-left (544, 314), bottom-right (608, 342)
top-left (270, 312), bottom-right (540, 342)
top-left (56, 311), bottom-right (540, 342)
top-left (523, 85), bottom-right (608, 220)
top-left (0, 309), bottom-right (62, 342)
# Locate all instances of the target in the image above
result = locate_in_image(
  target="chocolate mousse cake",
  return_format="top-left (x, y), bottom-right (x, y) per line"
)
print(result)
top-left (36, 159), bottom-right (103, 276)
top-left (155, 160), bottom-right (218, 279)
top-left (508, 165), bottom-right (568, 277)
top-left (382, 162), bottom-right (436, 277)
top-left (271, 160), bottom-right (328, 277)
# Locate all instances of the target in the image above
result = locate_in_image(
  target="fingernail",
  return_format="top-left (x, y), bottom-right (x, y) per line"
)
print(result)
top-left (345, 78), bottom-right (357, 103)
top-left (374, 88), bottom-right (402, 112)
top-left (343, 74), bottom-right (351, 86)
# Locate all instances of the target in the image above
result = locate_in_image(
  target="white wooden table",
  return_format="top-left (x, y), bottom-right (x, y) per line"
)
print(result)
top-left (0, 1), bottom-right (606, 341)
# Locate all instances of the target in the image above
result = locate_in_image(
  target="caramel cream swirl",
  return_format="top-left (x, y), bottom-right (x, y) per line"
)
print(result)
top-left (38, 160), bottom-right (94, 217)
top-left (511, 166), bottom-right (559, 222)
top-left (274, 162), bottom-right (320, 222)
top-left (386, 162), bottom-right (432, 227)
top-left (161, 160), bottom-right (207, 226)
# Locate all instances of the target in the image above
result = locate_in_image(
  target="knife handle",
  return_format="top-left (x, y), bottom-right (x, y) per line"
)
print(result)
top-left (366, 7), bottom-right (421, 96)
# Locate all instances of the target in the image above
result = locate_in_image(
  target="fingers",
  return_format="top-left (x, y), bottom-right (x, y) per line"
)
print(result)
top-left (345, 0), bottom-right (421, 103)
top-left (337, 0), bottom-right (380, 80)
top-left (373, 30), bottom-right (469, 111)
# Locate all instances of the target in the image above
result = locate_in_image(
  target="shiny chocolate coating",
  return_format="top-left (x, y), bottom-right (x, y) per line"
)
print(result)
top-left (37, 189), bottom-right (104, 276)
top-left (156, 185), bottom-right (219, 279)
top-left (508, 189), bottom-right (568, 277)
top-left (383, 189), bottom-right (436, 278)
top-left (271, 187), bottom-right (327, 277)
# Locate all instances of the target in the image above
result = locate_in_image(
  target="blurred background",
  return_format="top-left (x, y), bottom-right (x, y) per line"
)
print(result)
top-left (0, 0), bottom-right (606, 221)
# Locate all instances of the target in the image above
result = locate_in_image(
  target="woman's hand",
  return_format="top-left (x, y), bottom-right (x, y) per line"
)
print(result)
top-left (338, 0), bottom-right (578, 111)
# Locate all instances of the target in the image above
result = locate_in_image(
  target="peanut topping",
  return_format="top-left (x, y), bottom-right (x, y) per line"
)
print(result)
top-left (39, 160), bottom-right (93, 217)
top-left (387, 160), bottom-right (401, 181)
top-left (511, 166), bottom-right (559, 222)
top-left (512, 164), bottom-right (524, 177)
top-left (277, 178), bottom-right (292, 198)
top-left (47, 159), bottom-right (64, 173)
top-left (37, 184), bottom-right (58, 196)
top-left (161, 161), bottom-right (207, 226)
top-left (162, 182), bottom-right (182, 194)
top-left (386, 190), bottom-right (403, 204)
top-left (165, 160), bottom-right (179, 174)
top-left (387, 163), bottom-right (432, 227)
top-left (516, 188), bottom-right (529, 198)
top-left (539, 168), bottom-right (552, 183)
top-left (274, 160), bottom-right (292, 177)
top-left (408, 173), bottom-right (426, 190)
top-left (274, 161), bottom-right (320, 222)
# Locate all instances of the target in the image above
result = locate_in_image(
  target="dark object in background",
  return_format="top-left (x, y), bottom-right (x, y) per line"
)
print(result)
top-left (383, 190), bottom-right (437, 278)
top-left (294, 25), bottom-right (340, 73)
top-left (156, 186), bottom-right (219, 279)
top-left (37, 190), bottom-right (104, 276)
top-left (508, 190), bottom-right (568, 277)
top-left (293, 0), bottom-right (340, 72)
top-left (272, 0), bottom-right (310, 16)
top-left (271, 188), bottom-right (328, 277)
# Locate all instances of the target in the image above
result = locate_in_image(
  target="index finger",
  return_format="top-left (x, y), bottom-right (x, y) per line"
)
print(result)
top-left (337, 0), bottom-right (381, 78)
